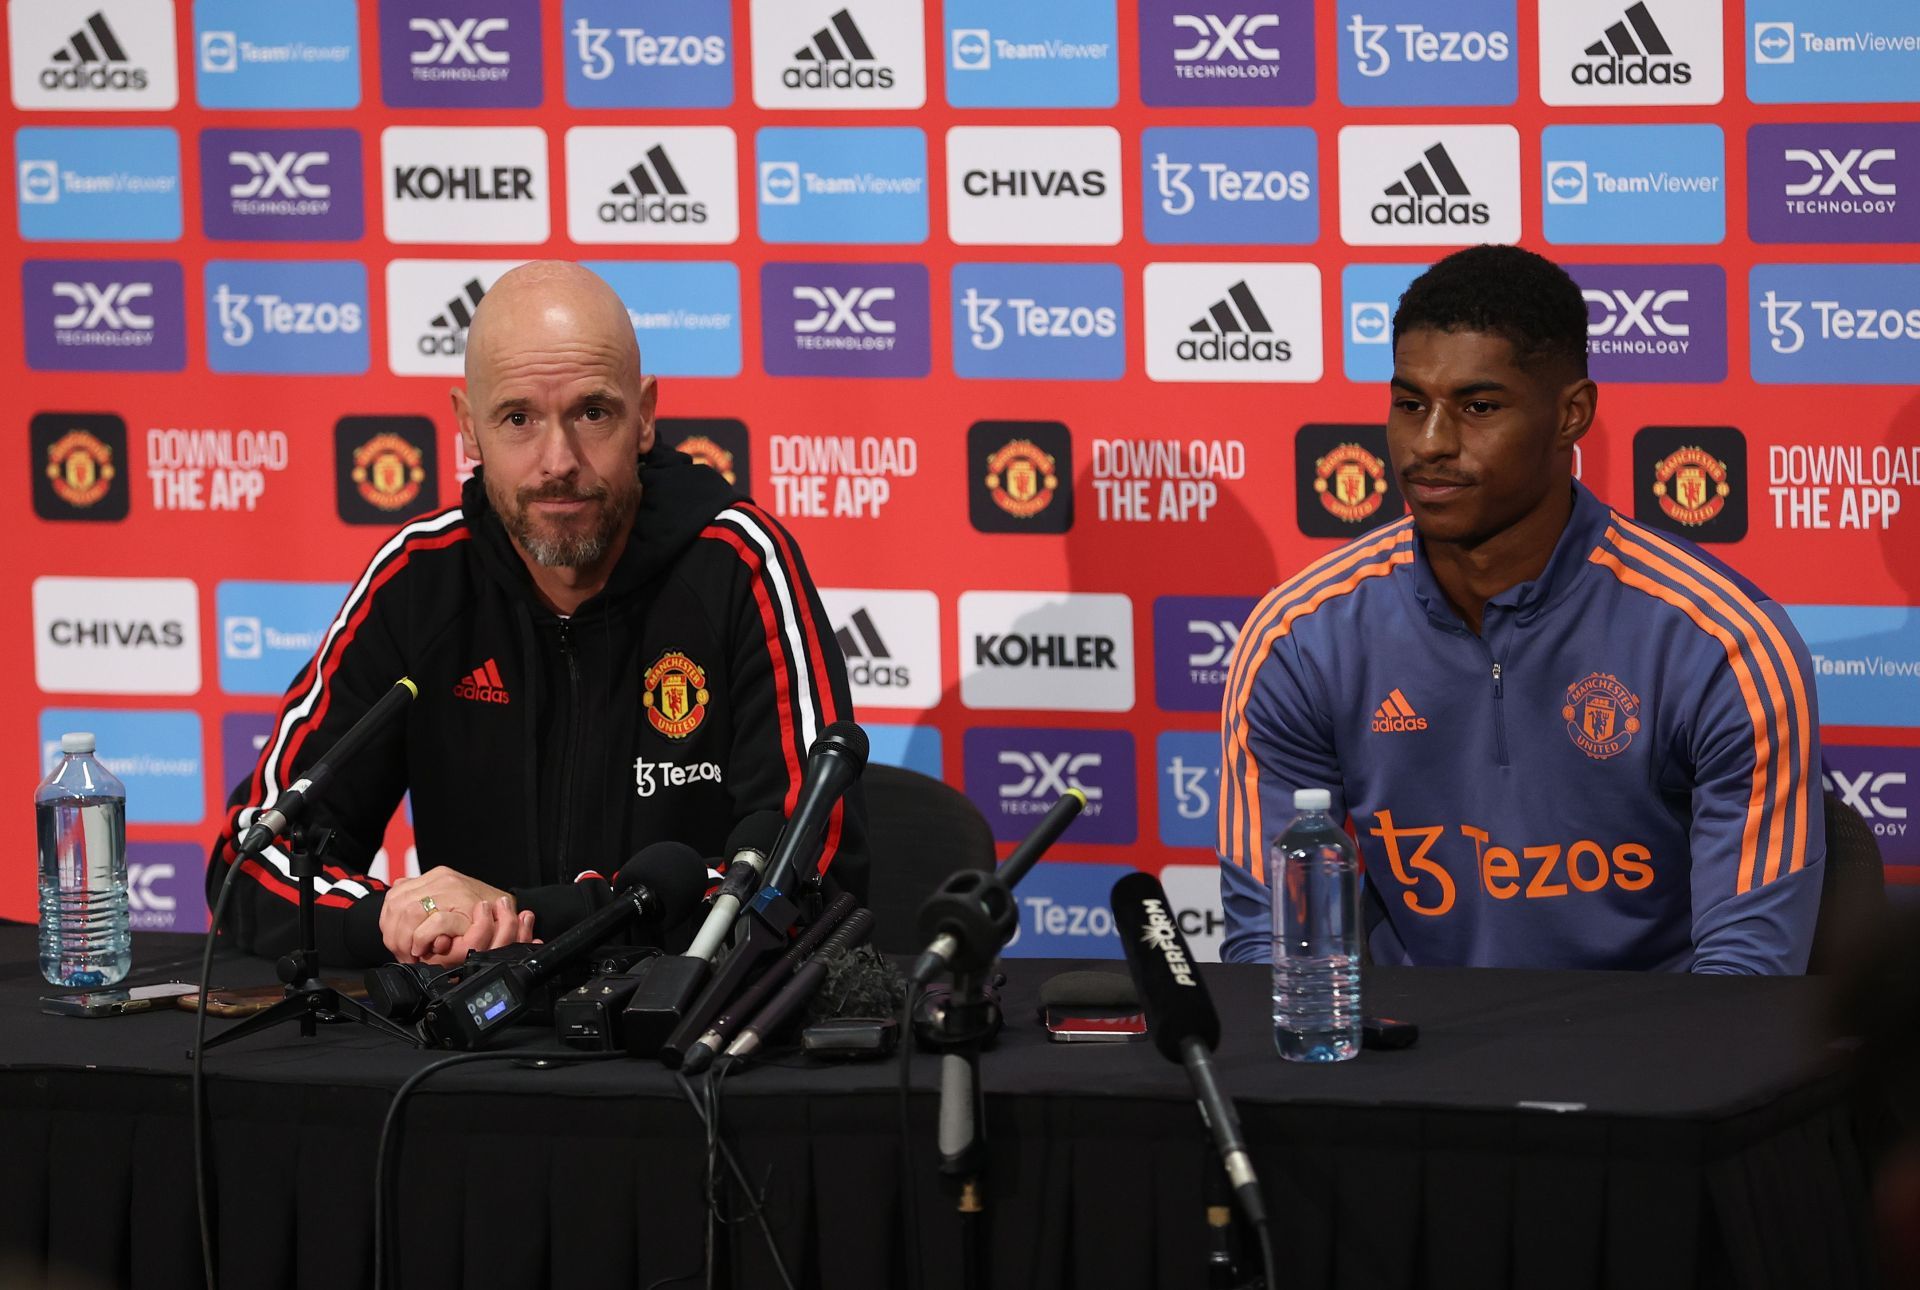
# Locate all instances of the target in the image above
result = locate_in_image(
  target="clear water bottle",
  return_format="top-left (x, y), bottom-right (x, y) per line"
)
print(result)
top-left (1271, 788), bottom-right (1360, 1062)
top-left (37, 732), bottom-right (130, 988)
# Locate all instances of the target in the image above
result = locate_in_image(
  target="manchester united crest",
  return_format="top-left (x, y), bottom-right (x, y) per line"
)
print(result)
top-left (1562, 672), bottom-right (1642, 761)
top-left (984, 439), bottom-right (1059, 520)
top-left (643, 650), bottom-right (710, 740)
top-left (351, 432), bottom-right (427, 512)
top-left (1312, 443), bottom-right (1389, 524)
top-left (45, 429), bottom-right (116, 509)
top-left (1651, 446), bottom-right (1729, 528)
top-left (675, 434), bottom-right (737, 486)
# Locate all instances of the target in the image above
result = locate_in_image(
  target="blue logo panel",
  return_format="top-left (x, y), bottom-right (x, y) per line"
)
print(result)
top-left (583, 260), bottom-right (741, 378)
top-left (951, 263), bottom-right (1125, 380)
top-left (1140, 127), bottom-right (1317, 246)
top-left (1541, 125), bottom-right (1726, 246)
top-left (15, 128), bottom-right (181, 242)
top-left (754, 128), bottom-right (929, 246)
top-left (1785, 606), bottom-right (1920, 727)
top-left (1340, 262), bottom-right (1427, 382)
top-left (216, 581), bottom-right (350, 696)
top-left (39, 709), bottom-right (205, 825)
top-left (943, 0), bottom-right (1119, 108)
top-left (193, 0), bottom-right (361, 109)
top-left (1336, 0), bottom-right (1517, 106)
top-left (999, 860), bottom-right (1136, 959)
top-left (1157, 731), bottom-right (1221, 849)
top-left (865, 724), bottom-right (945, 779)
top-left (204, 261), bottom-right (368, 375)
top-left (1750, 264), bottom-right (1920, 385)
top-left (1747, 2), bottom-right (1920, 104)
top-left (563, 0), bottom-right (733, 107)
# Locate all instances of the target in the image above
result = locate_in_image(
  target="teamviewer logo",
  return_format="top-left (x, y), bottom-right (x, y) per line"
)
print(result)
top-left (201, 30), bottom-right (238, 73)
top-left (952, 28), bottom-right (989, 70)
top-left (1547, 161), bottom-right (1588, 204)
top-left (20, 160), bottom-right (58, 204)
top-left (1349, 301), bottom-right (1390, 345)
top-left (1754, 22), bottom-right (1794, 64)
top-left (759, 161), bottom-right (800, 205)
top-left (223, 615), bottom-right (262, 660)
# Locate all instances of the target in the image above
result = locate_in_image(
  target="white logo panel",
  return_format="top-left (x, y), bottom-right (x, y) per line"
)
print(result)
top-left (1538, 0), bottom-right (1723, 106)
top-left (959, 591), bottom-right (1134, 712)
top-left (385, 259), bottom-right (526, 376)
top-left (750, 0), bottom-right (926, 109)
top-left (819, 588), bottom-right (941, 711)
top-left (945, 126), bottom-right (1123, 246)
top-left (1338, 124), bottom-right (1521, 247)
top-left (1159, 864), bottom-right (1225, 963)
top-left (34, 577), bottom-right (201, 695)
top-left (1144, 262), bottom-right (1323, 384)
top-left (564, 126), bottom-right (739, 245)
top-left (381, 126), bottom-right (549, 245)
top-left (9, 0), bottom-right (179, 110)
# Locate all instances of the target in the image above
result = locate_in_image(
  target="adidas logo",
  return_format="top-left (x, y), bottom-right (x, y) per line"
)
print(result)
top-left (598, 146), bottom-right (706, 226)
top-left (41, 11), bottom-right (149, 91)
top-left (1178, 281), bottom-right (1291, 364)
top-left (784, 9), bottom-right (894, 90)
top-left (1370, 688), bottom-right (1428, 733)
top-left (1370, 143), bottom-right (1489, 227)
top-left (1573, 2), bottom-right (1691, 86)
top-left (420, 279), bottom-right (487, 357)
top-left (452, 658), bottom-right (510, 705)
top-left (836, 608), bottom-right (910, 687)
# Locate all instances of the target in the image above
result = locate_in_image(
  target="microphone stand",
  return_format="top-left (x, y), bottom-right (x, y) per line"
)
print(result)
top-left (200, 823), bottom-right (422, 1052)
top-left (931, 962), bottom-right (997, 1290)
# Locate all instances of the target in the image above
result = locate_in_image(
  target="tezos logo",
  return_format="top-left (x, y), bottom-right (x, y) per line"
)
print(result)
top-left (1750, 264), bottom-right (1920, 385)
top-left (205, 260), bottom-right (369, 375)
top-left (751, 1), bottom-right (925, 108)
top-left (10, 2), bottom-right (178, 107)
top-left (1142, 126), bottom-right (1316, 245)
top-left (633, 758), bottom-right (723, 798)
top-left (1632, 425), bottom-right (1747, 543)
top-left (968, 421), bottom-right (1074, 534)
top-left (1294, 423), bottom-right (1406, 539)
top-left (565, 0), bottom-right (732, 107)
top-left (1338, 0), bottom-right (1515, 105)
top-left (31, 412), bottom-right (130, 523)
top-left (952, 262), bottom-right (1124, 381)
top-left (1145, 262), bottom-right (1323, 383)
top-left (335, 416), bottom-right (440, 525)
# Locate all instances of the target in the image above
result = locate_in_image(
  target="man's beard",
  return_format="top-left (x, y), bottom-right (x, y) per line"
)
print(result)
top-left (492, 475), bottom-right (640, 569)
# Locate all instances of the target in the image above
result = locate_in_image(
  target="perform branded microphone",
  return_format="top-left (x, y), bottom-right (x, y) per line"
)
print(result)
top-left (727, 908), bottom-right (874, 1060)
top-left (424, 842), bottom-right (707, 1050)
top-left (237, 678), bottom-right (417, 856)
top-left (685, 810), bottom-right (785, 964)
top-left (1110, 871), bottom-right (1269, 1234)
top-left (911, 788), bottom-right (1086, 984)
top-left (680, 893), bottom-right (855, 1073)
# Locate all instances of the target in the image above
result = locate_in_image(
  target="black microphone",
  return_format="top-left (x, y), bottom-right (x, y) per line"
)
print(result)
top-left (424, 842), bottom-right (707, 1050)
top-left (685, 810), bottom-right (785, 964)
top-left (911, 787), bottom-right (1085, 984)
top-left (680, 892), bottom-right (855, 1074)
top-left (1110, 871), bottom-right (1268, 1233)
top-left (237, 678), bottom-right (417, 856)
top-left (726, 908), bottom-right (874, 1060)
top-left (754, 721), bottom-right (868, 903)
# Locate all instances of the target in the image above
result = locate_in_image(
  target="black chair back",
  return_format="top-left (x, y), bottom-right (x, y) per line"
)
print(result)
top-left (860, 762), bottom-right (996, 954)
top-left (1808, 790), bottom-right (1889, 974)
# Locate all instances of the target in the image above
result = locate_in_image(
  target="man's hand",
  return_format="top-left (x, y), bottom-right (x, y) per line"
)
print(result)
top-left (382, 865), bottom-right (515, 963)
top-left (413, 895), bottom-right (537, 967)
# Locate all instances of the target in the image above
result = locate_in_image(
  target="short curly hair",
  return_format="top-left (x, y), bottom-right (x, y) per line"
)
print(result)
top-left (1392, 244), bottom-right (1589, 377)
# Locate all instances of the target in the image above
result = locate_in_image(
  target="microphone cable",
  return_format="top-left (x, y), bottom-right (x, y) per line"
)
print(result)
top-left (895, 979), bottom-right (925, 1290)
top-left (674, 1067), bottom-right (798, 1290)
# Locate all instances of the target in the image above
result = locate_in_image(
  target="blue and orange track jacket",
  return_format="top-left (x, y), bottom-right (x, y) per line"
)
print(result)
top-left (1218, 482), bottom-right (1824, 973)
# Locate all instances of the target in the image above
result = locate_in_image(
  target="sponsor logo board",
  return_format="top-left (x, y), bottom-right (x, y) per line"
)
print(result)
top-left (1538, 0), bottom-right (1723, 106)
top-left (34, 577), bottom-right (200, 696)
top-left (1340, 262), bottom-right (1426, 382)
top-left (1141, 126), bottom-right (1317, 245)
top-left (10, 0), bottom-right (178, 110)
top-left (583, 260), bottom-right (741, 378)
top-left (1153, 596), bottom-right (1257, 712)
top-left (1137, 0), bottom-right (1316, 107)
top-left (1144, 262), bottom-right (1323, 383)
top-left (959, 591), bottom-right (1135, 712)
top-left (750, 1), bottom-right (926, 109)
top-left (969, 421), bottom-right (1074, 535)
top-left (566, 126), bottom-right (739, 245)
top-left (380, 126), bottom-right (549, 245)
top-left (204, 260), bottom-right (369, 375)
top-left (945, 126), bottom-right (1122, 246)
top-left (1337, 0), bottom-right (1517, 106)
top-left (1631, 425), bottom-right (1748, 543)
top-left (964, 727), bottom-right (1137, 844)
top-left (1786, 605), bottom-right (1920, 727)
top-left (379, 0), bottom-right (542, 107)
top-left (1747, 3), bottom-right (1920, 105)
top-left (1295, 423), bottom-right (1406, 538)
top-left (1337, 125), bottom-right (1521, 246)
top-left (760, 262), bottom-right (931, 378)
top-left (385, 259), bottom-right (523, 377)
top-left (819, 588), bottom-right (942, 710)
top-left (15, 126), bottom-right (181, 241)
top-left (952, 263), bottom-right (1124, 380)
top-left (23, 259), bottom-right (186, 373)
top-left (943, 0), bottom-right (1119, 107)
top-left (193, 0), bottom-right (359, 109)
top-left (1747, 122), bottom-right (1919, 245)
top-left (1542, 124), bottom-right (1726, 245)
top-left (1570, 263), bottom-right (1727, 383)
top-left (1750, 264), bottom-right (1920, 385)
top-left (334, 416), bottom-right (440, 525)
top-left (39, 712), bottom-right (203, 826)
top-left (564, 0), bottom-right (733, 107)
top-left (755, 127), bottom-right (928, 244)
top-left (216, 581), bottom-right (351, 697)
top-left (31, 412), bottom-right (130, 522)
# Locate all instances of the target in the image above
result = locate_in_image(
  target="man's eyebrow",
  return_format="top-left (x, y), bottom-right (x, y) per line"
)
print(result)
top-left (489, 395), bottom-right (533, 417)
top-left (1451, 380), bottom-right (1510, 397)
top-left (577, 388), bottom-right (627, 407)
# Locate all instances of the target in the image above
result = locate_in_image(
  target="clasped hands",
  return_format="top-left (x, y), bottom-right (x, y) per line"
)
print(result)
top-left (380, 866), bottom-right (538, 965)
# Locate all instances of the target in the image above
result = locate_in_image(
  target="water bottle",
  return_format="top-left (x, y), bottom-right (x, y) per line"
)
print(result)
top-left (1271, 788), bottom-right (1360, 1062)
top-left (37, 732), bottom-right (130, 988)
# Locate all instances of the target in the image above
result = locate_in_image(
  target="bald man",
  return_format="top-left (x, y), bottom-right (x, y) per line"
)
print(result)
top-left (208, 262), bottom-right (866, 967)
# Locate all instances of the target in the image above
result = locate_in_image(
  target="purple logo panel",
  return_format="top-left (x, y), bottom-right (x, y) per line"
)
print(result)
top-left (220, 712), bottom-right (277, 800)
top-left (1824, 745), bottom-right (1919, 871)
top-left (760, 263), bottom-right (930, 378)
top-left (1138, 0), bottom-right (1314, 106)
top-left (1152, 595), bottom-right (1258, 712)
top-left (1569, 263), bottom-right (1727, 384)
top-left (963, 727), bottom-right (1137, 845)
top-left (24, 260), bottom-right (186, 372)
top-left (128, 841), bottom-right (210, 934)
top-left (379, 0), bottom-right (543, 107)
top-left (199, 129), bottom-right (364, 241)
top-left (1748, 123), bottom-right (1920, 245)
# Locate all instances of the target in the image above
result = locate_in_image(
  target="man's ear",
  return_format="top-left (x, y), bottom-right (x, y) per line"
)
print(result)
top-left (1558, 377), bottom-right (1597, 452)
top-left (451, 384), bottom-right (481, 465)
top-left (635, 374), bottom-right (659, 455)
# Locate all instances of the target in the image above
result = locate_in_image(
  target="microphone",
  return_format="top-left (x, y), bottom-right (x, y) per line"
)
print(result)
top-left (1110, 871), bottom-right (1269, 1234)
top-left (726, 907), bottom-right (874, 1060)
top-left (911, 788), bottom-right (1085, 985)
top-left (684, 810), bottom-right (785, 964)
top-left (680, 893), bottom-right (854, 1075)
top-left (424, 842), bottom-right (707, 1050)
top-left (753, 721), bottom-right (868, 903)
top-left (237, 678), bottom-right (417, 856)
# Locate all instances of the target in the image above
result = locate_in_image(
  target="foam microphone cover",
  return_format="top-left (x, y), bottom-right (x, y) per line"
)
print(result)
top-left (1110, 870), bottom-right (1221, 1064)
top-left (1037, 970), bottom-right (1140, 1011)
top-left (726, 810), bottom-right (787, 864)
top-left (612, 841), bottom-right (711, 931)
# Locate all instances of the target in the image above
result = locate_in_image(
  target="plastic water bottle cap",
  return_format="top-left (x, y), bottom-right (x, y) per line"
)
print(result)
top-left (1293, 787), bottom-right (1332, 812)
top-left (59, 732), bottom-right (95, 755)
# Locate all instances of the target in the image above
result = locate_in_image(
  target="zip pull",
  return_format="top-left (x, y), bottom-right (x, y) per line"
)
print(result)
top-left (1491, 661), bottom-right (1503, 697)
top-left (556, 618), bottom-right (573, 651)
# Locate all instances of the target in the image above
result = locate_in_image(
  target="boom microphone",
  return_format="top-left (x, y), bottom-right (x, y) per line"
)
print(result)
top-left (680, 893), bottom-right (855, 1074)
top-left (726, 907), bottom-right (874, 1061)
top-left (1110, 872), bottom-right (1268, 1236)
top-left (237, 678), bottom-right (417, 856)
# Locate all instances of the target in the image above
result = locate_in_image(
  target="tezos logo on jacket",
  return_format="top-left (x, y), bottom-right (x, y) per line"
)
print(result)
top-left (644, 650), bottom-right (710, 739)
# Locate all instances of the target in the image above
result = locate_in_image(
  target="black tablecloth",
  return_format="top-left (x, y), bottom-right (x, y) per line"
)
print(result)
top-left (0, 927), bottom-right (1876, 1290)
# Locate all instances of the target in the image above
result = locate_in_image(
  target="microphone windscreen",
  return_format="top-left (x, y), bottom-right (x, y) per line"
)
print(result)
top-left (725, 810), bottom-right (787, 863)
top-left (813, 720), bottom-right (870, 773)
top-left (1037, 970), bottom-right (1140, 1011)
top-left (1110, 871), bottom-right (1220, 1063)
top-left (613, 841), bottom-right (711, 930)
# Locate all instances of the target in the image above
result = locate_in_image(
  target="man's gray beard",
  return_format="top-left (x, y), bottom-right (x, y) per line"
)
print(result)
top-left (493, 478), bottom-right (640, 569)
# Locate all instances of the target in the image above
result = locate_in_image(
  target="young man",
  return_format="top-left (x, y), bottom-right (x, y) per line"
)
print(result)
top-left (208, 262), bottom-right (865, 967)
top-left (1219, 245), bottom-right (1823, 973)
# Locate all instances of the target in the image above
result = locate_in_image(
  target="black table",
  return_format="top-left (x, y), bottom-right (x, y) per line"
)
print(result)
top-left (0, 927), bottom-right (1876, 1290)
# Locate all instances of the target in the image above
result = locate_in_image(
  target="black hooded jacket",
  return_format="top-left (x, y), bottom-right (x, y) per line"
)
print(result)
top-left (207, 446), bottom-right (866, 965)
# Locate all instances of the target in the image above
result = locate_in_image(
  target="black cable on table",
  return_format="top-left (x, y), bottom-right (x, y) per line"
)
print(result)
top-left (673, 1070), bottom-right (797, 1290)
top-left (191, 856), bottom-right (249, 1290)
top-left (896, 980), bottom-right (925, 1290)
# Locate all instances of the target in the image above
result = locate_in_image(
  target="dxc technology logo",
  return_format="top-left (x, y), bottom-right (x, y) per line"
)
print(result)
top-left (15, 127), bottom-right (181, 242)
top-left (380, 0), bottom-right (541, 107)
top-left (216, 581), bottom-right (349, 696)
top-left (756, 127), bottom-right (929, 244)
top-left (1153, 595), bottom-right (1257, 711)
top-left (951, 263), bottom-right (1124, 380)
top-left (1137, 0), bottom-right (1315, 107)
top-left (1748, 2), bottom-right (1920, 104)
top-left (1542, 125), bottom-right (1725, 245)
top-left (1570, 263), bottom-right (1726, 383)
top-left (1337, 0), bottom-right (1515, 106)
top-left (1748, 123), bottom-right (1918, 245)
top-left (943, 0), bottom-right (1118, 107)
top-left (193, 0), bottom-right (358, 109)
top-left (1141, 126), bottom-right (1316, 245)
top-left (760, 263), bottom-right (930, 378)
top-left (205, 261), bottom-right (369, 375)
top-left (963, 727), bottom-right (1136, 844)
top-left (199, 128), bottom-right (363, 241)
top-left (564, 0), bottom-right (732, 107)
top-left (127, 842), bottom-right (210, 932)
top-left (24, 259), bottom-right (185, 373)
top-left (1751, 264), bottom-right (1920, 385)
top-left (584, 260), bottom-right (741, 378)
top-left (1824, 745), bottom-right (1918, 866)
top-left (1157, 730), bottom-right (1222, 849)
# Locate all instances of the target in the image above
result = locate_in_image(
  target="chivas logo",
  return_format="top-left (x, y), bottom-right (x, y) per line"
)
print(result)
top-left (1313, 442), bottom-right (1389, 523)
top-left (45, 429), bottom-right (117, 509)
top-left (1650, 445), bottom-right (1729, 528)
top-left (643, 649), bottom-right (710, 739)
top-left (985, 439), bottom-right (1059, 520)
top-left (351, 432), bottom-right (427, 513)
top-left (675, 434), bottom-right (736, 485)
top-left (1563, 672), bottom-right (1641, 760)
